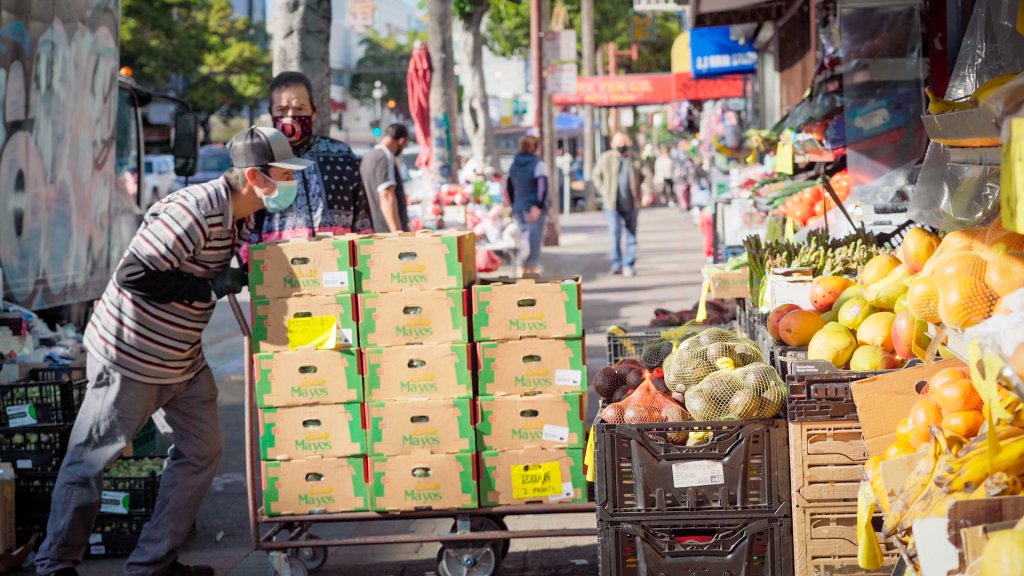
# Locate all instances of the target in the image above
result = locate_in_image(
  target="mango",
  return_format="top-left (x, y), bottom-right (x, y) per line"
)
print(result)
top-left (819, 310), bottom-right (839, 323)
top-left (857, 312), bottom-right (897, 353)
top-left (893, 293), bottom-right (909, 314)
top-left (891, 310), bottom-right (931, 360)
top-left (860, 255), bottom-right (902, 285)
top-left (778, 310), bottom-right (827, 347)
top-left (850, 345), bottom-right (899, 371)
top-left (807, 322), bottom-right (858, 368)
top-left (832, 284), bottom-right (864, 313)
top-left (767, 304), bottom-right (802, 342)
top-left (810, 276), bottom-right (855, 312)
top-left (863, 265), bottom-right (911, 311)
top-left (837, 296), bottom-right (877, 331)
top-left (901, 228), bottom-right (940, 273)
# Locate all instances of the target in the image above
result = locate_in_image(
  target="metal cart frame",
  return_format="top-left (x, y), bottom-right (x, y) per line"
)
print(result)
top-left (227, 296), bottom-right (597, 576)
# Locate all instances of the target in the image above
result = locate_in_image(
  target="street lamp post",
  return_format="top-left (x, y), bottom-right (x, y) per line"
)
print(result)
top-left (372, 80), bottom-right (385, 123)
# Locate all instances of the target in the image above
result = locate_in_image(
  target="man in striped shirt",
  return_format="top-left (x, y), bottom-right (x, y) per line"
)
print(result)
top-left (35, 127), bottom-right (312, 576)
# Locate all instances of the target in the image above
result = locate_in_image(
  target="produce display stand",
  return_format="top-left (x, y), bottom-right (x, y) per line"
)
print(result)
top-left (227, 296), bottom-right (596, 576)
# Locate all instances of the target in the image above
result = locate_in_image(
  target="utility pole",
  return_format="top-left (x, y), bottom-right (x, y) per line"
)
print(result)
top-left (530, 0), bottom-right (542, 134)
top-left (427, 0), bottom-right (459, 184)
top-left (272, 0), bottom-right (332, 137)
top-left (581, 0), bottom-right (595, 184)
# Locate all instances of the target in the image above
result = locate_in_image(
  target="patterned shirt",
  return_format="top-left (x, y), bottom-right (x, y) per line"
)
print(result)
top-left (250, 135), bottom-right (373, 243)
top-left (84, 178), bottom-right (250, 384)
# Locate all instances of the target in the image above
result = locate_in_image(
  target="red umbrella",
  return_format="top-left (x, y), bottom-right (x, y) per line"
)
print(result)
top-left (407, 43), bottom-right (432, 169)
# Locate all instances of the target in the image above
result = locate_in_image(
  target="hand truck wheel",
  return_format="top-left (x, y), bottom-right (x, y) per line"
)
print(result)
top-left (445, 515), bottom-right (510, 560)
top-left (437, 544), bottom-right (498, 576)
top-left (287, 533), bottom-right (328, 571)
top-left (266, 554), bottom-right (308, 576)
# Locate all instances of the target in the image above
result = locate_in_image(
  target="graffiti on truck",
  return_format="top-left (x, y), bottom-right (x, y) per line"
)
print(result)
top-left (0, 1), bottom-right (139, 311)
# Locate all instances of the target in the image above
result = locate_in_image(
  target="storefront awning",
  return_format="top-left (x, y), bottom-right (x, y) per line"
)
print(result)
top-left (551, 72), bottom-right (745, 107)
top-left (691, 0), bottom-right (784, 27)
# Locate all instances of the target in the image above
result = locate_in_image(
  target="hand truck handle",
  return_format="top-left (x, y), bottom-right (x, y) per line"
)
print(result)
top-left (228, 293), bottom-right (251, 337)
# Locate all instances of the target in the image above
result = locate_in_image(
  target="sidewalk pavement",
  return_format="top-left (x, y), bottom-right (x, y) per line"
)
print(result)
top-left (19, 206), bottom-right (705, 576)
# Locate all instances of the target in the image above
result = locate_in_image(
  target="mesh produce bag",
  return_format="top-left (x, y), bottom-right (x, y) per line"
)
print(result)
top-left (593, 359), bottom-right (647, 402)
top-left (662, 328), bottom-right (764, 394)
top-left (601, 376), bottom-right (692, 426)
top-left (907, 222), bottom-right (1024, 330)
top-left (683, 361), bottom-right (787, 421)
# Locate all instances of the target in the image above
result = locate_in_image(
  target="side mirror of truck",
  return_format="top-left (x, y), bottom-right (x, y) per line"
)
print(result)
top-left (173, 112), bottom-right (199, 177)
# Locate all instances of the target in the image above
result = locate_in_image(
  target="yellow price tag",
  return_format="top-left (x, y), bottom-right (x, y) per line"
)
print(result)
top-left (1001, 117), bottom-right (1024, 233)
top-left (696, 277), bottom-right (711, 323)
top-left (287, 316), bottom-right (337, 350)
top-left (584, 425), bottom-right (596, 483)
top-left (510, 461), bottom-right (562, 500)
top-left (968, 339), bottom-right (1011, 467)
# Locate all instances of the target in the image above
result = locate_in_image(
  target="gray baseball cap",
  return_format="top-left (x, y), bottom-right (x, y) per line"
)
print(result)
top-left (227, 126), bottom-right (314, 171)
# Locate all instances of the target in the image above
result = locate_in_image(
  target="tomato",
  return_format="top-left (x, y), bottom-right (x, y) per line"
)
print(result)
top-left (792, 204), bottom-right (813, 224)
top-left (813, 200), bottom-right (825, 217)
top-left (830, 170), bottom-right (850, 196)
top-left (802, 186), bottom-right (824, 204)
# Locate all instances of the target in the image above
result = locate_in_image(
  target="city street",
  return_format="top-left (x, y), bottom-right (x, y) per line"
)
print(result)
top-left (20, 207), bottom-right (703, 576)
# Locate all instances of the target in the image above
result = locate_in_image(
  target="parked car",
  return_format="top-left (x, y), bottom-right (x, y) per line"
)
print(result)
top-left (142, 154), bottom-right (176, 209)
top-left (171, 144), bottom-right (232, 192)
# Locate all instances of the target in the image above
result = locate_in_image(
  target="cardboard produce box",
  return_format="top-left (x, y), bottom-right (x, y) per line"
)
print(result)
top-left (367, 398), bottom-right (475, 456)
top-left (261, 457), bottom-right (369, 516)
top-left (472, 277), bottom-right (583, 342)
top-left (252, 294), bottom-right (358, 353)
top-left (851, 358), bottom-right (964, 460)
top-left (479, 447), bottom-right (586, 506)
top-left (259, 403), bottom-right (366, 460)
top-left (476, 339), bottom-right (586, 396)
top-left (354, 231), bottom-right (475, 293)
top-left (0, 463), bottom-right (13, 553)
top-left (362, 343), bottom-right (472, 400)
top-left (704, 267), bottom-right (751, 300)
top-left (370, 452), bottom-right (477, 511)
top-left (249, 235), bottom-right (356, 300)
top-left (358, 290), bottom-right (468, 348)
top-left (254, 348), bottom-right (362, 408)
top-left (476, 393), bottom-right (585, 451)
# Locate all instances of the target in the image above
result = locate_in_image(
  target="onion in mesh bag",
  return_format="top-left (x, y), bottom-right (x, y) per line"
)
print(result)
top-left (602, 374), bottom-right (692, 444)
top-left (684, 361), bottom-right (786, 421)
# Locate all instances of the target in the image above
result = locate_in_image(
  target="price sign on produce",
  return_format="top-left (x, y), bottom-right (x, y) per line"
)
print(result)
top-left (511, 461), bottom-right (563, 499)
top-left (286, 316), bottom-right (337, 350)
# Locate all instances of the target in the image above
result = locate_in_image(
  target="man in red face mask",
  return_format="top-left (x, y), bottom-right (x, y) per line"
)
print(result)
top-left (250, 71), bottom-right (373, 246)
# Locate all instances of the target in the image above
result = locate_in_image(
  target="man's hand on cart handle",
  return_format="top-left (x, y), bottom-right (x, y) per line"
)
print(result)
top-left (211, 267), bottom-right (248, 299)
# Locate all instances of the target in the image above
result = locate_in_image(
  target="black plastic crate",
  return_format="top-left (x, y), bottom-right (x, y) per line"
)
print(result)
top-left (785, 359), bottom-right (922, 422)
top-left (25, 365), bottom-right (87, 382)
top-left (85, 515), bottom-right (149, 558)
top-left (599, 516), bottom-right (795, 576)
top-left (15, 458), bottom-right (163, 517)
top-left (595, 420), bottom-right (790, 518)
top-left (607, 328), bottom-right (665, 364)
top-left (0, 428), bottom-right (69, 473)
top-left (15, 475), bottom-right (58, 516)
top-left (0, 378), bottom-right (86, 430)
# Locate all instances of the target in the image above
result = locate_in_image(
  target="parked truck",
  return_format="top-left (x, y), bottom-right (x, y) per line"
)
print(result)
top-left (0, 1), bottom-right (198, 317)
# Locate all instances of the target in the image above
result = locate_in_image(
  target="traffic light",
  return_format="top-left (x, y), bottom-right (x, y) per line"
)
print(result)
top-left (386, 99), bottom-right (396, 110)
top-left (370, 119), bottom-right (382, 138)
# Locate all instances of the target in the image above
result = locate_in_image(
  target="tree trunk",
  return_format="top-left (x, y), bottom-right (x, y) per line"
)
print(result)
top-left (458, 2), bottom-right (499, 173)
top-left (272, 0), bottom-right (332, 137)
top-left (427, 0), bottom-right (459, 184)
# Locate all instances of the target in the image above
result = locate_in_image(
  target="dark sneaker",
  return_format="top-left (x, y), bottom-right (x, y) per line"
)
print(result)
top-left (164, 561), bottom-right (215, 576)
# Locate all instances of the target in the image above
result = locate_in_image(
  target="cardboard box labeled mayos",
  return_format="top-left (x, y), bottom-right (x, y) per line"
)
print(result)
top-left (262, 457), bottom-right (369, 516)
top-left (259, 403), bottom-right (366, 460)
top-left (362, 343), bottom-right (472, 400)
top-left (355, 231), bottom-right (475, 293)
top-left (476, 339), bottom-right (586, 396)
top-left (358, 290), bottom-right (468, 348)
top-left (480, 447), bottom-right (586, 506)
top-left (472, 277), bottom-right (582, 342)
top-left (252, 294), bottom-right (358, 354)
top-left (249, 235), bottom-right (356, 300)
top-left (367, 398), bottom-right (475, 456)
top-left (255, 348), bottom-right (362, 408)
top-left (370, 452), bottom-right (477, 511)
top-left (476, 393), bottom-right (584, 451)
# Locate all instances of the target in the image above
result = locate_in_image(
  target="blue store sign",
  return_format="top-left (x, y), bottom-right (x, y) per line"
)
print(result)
top-left (690, 26), bottom-right (756, 78)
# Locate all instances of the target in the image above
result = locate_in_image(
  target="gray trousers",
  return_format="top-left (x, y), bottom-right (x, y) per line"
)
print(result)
top-left (35, 355), bottom-right (223, 575)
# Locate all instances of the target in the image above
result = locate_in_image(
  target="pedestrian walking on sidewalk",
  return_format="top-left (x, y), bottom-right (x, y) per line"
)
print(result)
top-left (506, 135), bottom-right (549, 277)
top-left (653, 144), bottom-right (678, 207)
top-left (592, 132), bottom-right (644, 277)
top-left (34, 127), bottom-right (312, 576)
top-left (360, 123), bottom-right (411, 232)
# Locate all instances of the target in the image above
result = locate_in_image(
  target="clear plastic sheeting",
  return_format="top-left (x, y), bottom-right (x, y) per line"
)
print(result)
top-left (909, 143), bottom-right (1001, 231)
top-left (945, 0), bottom-right (1024, 101)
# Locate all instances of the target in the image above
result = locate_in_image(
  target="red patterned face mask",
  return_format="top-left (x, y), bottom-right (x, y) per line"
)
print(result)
top-left (272, 114), bottom-right (314, 146)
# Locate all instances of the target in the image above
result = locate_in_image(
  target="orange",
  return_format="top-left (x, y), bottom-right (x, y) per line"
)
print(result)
top-left (931, 377), bottom-right (983, 413)
top-left (906, 397), bottom-right (943, 448)
top-left (928, 367), bottom-right (971, 393)
top-left (907, 277), bottom-right (941, 324)
top-left (937, 276), bottom-right (997, 329)
top-left (941, 410), bottom-right (985, 438)
top-left (884, 439), bottom-right (916, 461)
top-left (984, 251), bottom-right (1024, 297)
top-left (980, 233), bottom-right (1024, 253)
top-left (934, 252), bottom-right (988, 284)
top-left (895, 417), bottom-right (913, 444)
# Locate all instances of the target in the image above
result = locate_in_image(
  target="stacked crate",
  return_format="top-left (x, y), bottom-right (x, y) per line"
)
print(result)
top-left (354, 231), bottom-right (479, 511)
top-left (249, 235), bottom-right (370, 516)
top-left (471, 277), bottom-right (588, 507)
top-left (594, 419), bottom-right (794, 576)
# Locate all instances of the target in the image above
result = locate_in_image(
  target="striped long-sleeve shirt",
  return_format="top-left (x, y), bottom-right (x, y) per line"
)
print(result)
top-left (84, 177), bottom-right (248, 384)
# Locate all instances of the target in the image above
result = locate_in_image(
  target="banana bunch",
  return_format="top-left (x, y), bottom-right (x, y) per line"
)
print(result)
top-left (884, 426), bottom-right (967, 537)
top-left (925, 87), bottom-right (976, 115)
top-left (932, 427), bottom-right (1024, 493)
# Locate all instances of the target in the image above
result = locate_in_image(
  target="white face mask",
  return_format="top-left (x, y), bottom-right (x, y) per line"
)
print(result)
top-left (259, 175), bottom-right (298, 213)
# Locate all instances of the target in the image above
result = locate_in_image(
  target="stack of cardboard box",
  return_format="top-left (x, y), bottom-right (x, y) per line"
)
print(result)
top-left (471, 277), bottom-right (588, 506)
top-left (354, 232), bottom-right (479, 511)
top-left (249, 236), bottom-right (370, 516)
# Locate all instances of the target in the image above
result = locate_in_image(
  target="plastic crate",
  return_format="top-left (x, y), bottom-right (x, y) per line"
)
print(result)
top-left (792, 503), bottom-right (897, 576)
top-left (25, 365), bottom-right (86, 382)
top-left (85, 515), bottom-right (148, 558)
top-left (129, 419), bottom-right (161, 457)
top-left (0, 378), bottom-right (86, 430)
top-left (788, 421), bottom-right (867, 507)
top-left (599, 516), bottom-right (795, 576)
top-left (785, 359), bottom-right (920, 422)
top-left (606, 328), bottom-right (665, 364)
top-left (595, 419), bottom-right (791, 518)
top-left (14, 458), bottom-right (163, 517)
top-left (0, 428), bottom-right (69, 473)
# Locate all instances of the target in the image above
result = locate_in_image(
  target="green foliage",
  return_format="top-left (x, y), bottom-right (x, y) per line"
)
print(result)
top-left (349, 28), bottom-right (428, 117)
top-left (484, 0), bottom-right (678, 73)
top-left (121, 0), bottom-right (271, 117)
